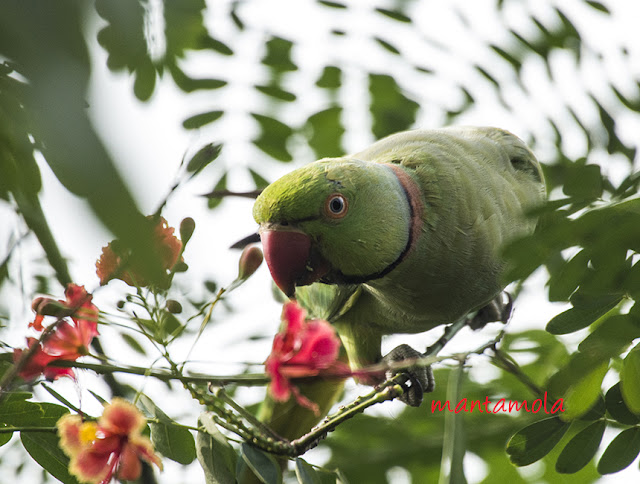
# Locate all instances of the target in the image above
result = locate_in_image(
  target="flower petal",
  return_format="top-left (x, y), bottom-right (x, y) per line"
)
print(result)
top-left (129, 434), bottom-right (163, 470)
top-left (43, 364), bottom-right (76, 381)
top-left (14, 339), bottom-right (55, 381)
top-left (155, 217), bottom-right (182, 270)
top-left (69, 448), bottom-right (113, 484)
top-left (29, 314), bottom-right (45, 332)
top-left (282, 301), bottom-right (306, 335)
top-left (43, 321), bottom-right (84, 357)
top-left (265, 303), bottom-right (349, 412)
top-left (99, 398), bottom-right (146, 436)
top-left (115, 442), bottom-right (143, 481)
top-left (95, 243), bottom-right (122, 286)
top-left (265, 359), bottom-right (291, 402)
top-left (288, 320), bottom-right (340, 369)
top-left (57, 414), bottom-right (84, 456)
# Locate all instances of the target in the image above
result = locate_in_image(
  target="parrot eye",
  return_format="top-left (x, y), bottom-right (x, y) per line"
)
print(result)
top-left (325, 193), bottom-right (348, 219)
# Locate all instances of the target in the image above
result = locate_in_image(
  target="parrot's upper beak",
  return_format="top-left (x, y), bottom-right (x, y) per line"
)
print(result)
top-left (259, 226), bottom-right (328, 298)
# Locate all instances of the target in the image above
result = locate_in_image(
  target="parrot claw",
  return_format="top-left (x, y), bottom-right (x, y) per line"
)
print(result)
top-left (382, 344), bottom-right (434, 407)
top-left (467, 292), bottom-right (513, 330)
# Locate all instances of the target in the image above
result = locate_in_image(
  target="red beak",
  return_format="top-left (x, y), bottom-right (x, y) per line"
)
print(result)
top-left (260, 228), bottom-right (325, 298)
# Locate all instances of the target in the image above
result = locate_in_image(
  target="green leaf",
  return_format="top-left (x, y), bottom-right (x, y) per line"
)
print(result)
top-left (0, 401), bottom-right (42, 426)
top-left (207, 172), bottom-right (228, 210)
top-left (197, 413), bottom-right (238, 484)
top-left (562, 361), bottom-right (608, 421)
top-left (163, 0), bottom-right (217, 62)
top-left (21, 432), bottom-right (79, 484)
top-left (578, 314), bottom-right (640, 359)
top-left (133, 57), bottom-right (156, 101)
top-left (0, 401), bottom-right (67, 427)
top-left (374, 38), bottom-right (401, 55)
top-left (579, 397), bottom-right (606, 421)
top-left (255, 85), bottom-right (296, 102)
top-left (241, 443), bottom-right (282, 484)
top-left (249, 169), bottom-right (270, 190)
top-left (261, 36), bottom-right (297, 73)
top-left (375, 8), bottom-right (411, 23)
top-left (203, 37), bottom-right (234, 56)
top-left (605, 382), bottom-right (639, 425)
top-left (305, 107), bottom-right (344, 158)
top-left (140, 395), bottom-right (196, 465)
top-left (295, 458), bottom-right (322, 484)
top-left (556, 420), bottom-right (605, 473)
top-left (368, 74), bottom-right (419, 138)
top-left (251, 114), bottom-right (294, 162)
top-left (317, 1), bottom-right (347, 10)
top-left (563, 163), bottom-right (603, 200)
top-left (621, 343), bottom-right (640, 414)
top-left (96, 0), bottom-right (150, 73)
top-left (597, 427), bottom-right (640, 474)
top-left (506, 417), bottom-right (570, 466)
top-left (0, 425), bottom-right (13, 447)
top-left (157, 310), bottom-right (183, 342)
top-left (186, 143), bottom-right (222, 174)
top-left (170, 66), bottom-right (228, 92)
top-left (490, 45), bottom-right (522, 72)
top-left (120, 332), bottom-right (146, 355)
top-left (88, 390), bottom-right (109, 406)
top-left (546, 294), bottom-right (622, 334)
top-left (183, 111), bottom-right (224, 129)
top-left (585, 1), bottom-right (610, 14)
top-left (547, 249), bottom-right (589, 302)
top-left (295, 459), bottom-right (338, 484)
top-left (316, 66), bottom-right (341, 89)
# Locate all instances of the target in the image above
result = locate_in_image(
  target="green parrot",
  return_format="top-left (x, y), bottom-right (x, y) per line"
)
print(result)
top-left (251, 126), bottom-right (545, 444)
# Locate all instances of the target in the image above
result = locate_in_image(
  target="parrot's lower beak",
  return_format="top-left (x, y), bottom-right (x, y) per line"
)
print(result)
top-left (259, 227), bottom-right (327, 298)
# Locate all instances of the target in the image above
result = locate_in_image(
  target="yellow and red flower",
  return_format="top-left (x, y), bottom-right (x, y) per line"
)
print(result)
top-left (13, 284), bottom-right (99, 381)
top-left (265, 301), bottom-right (349, 414)
top-left (96, 216), bottom-right (183, 287)
top-left (57, 398), bottom-right (162, 484)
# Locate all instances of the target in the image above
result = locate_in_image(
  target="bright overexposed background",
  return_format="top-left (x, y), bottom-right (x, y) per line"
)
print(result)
top-left (2, 0), bottom-right (640, 482)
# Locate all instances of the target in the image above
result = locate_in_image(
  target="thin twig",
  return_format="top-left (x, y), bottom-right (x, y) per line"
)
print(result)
top-left (489, 348), bottom-right (545, 397)
top-left (48, 360), bottom-right (270, 386)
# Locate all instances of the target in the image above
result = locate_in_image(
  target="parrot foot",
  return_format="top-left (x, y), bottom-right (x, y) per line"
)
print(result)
top-left (467, 292), bottom-right (513, 330)
top-left (382, 344), bottom-right (434, 407)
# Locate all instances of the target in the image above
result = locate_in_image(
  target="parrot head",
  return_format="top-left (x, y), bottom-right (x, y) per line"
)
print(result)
top-left (253, 159), bottom-right (414, 297)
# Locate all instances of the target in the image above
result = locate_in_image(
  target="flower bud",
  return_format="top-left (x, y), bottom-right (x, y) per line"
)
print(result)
top-left (165, 300), bottom-right (183, 314)
top-left (179, 217), bottom-right (196, 245)
top-left (238, 245), bottom-right (263, 280)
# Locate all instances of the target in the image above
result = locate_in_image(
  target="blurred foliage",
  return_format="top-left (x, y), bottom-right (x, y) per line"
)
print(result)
top-left (1, 0), bottom-right (640, 483)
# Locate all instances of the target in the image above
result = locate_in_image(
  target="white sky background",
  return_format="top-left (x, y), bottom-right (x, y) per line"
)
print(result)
top-left (2, 0), bottom-right (640, 482)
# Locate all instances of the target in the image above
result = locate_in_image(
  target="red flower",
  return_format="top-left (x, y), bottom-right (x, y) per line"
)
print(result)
top-left (57, 398), bottom-right (162, 484)
top-left (13, 338), bottom-right (75, 381)
top-left (13, 284), bottom-right (99, 381)
top-left (96, 217), bottom-right (183, 287)
top-left (265, 301), bottom-right (349, 414)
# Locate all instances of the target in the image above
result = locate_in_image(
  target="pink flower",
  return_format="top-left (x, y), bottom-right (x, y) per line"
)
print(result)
top-left (265, 301), bottom-right (349, 414)
top-left (13, 284), bottom-right (99, 381)
top-left (57, 398), bottom-right (162, 484)
top-left (96, 217), bottom-right (183, 287)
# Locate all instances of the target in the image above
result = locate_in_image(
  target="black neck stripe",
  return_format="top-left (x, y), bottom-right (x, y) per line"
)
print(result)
top-left (331, 164), bottom-right (421, 285)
